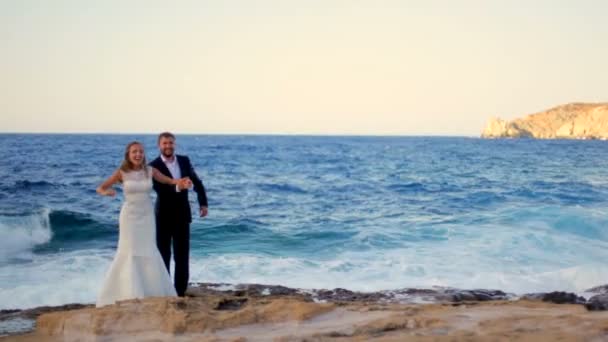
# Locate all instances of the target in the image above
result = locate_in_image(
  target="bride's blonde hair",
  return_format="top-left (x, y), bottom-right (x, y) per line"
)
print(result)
top-left (120, 141), bottom-right (148, 176)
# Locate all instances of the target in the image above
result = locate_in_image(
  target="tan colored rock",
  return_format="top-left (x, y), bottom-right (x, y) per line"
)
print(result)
top-left (481, 102), bottom-right (608, 139)
top-left (6, 296), bottom-right (608, 341)
top-left (481, 117), bottom-right (510, 138)
top-left (31, 296), bottom-right (334, 340)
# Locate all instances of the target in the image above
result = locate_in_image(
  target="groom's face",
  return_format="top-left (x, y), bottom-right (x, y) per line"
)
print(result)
top-left (159, 137), bottom-right (175, 158)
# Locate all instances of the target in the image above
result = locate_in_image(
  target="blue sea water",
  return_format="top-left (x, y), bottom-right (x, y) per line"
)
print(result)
top-left (1, 134), bottom-right (608, 309)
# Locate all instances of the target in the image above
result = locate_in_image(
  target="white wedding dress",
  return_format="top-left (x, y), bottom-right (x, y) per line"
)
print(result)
top-left (96, 168), bottom-right (176, 307)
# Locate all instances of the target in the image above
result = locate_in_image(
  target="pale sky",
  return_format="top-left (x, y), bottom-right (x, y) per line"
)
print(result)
top-left (1, 0), bottom-right (607, 135)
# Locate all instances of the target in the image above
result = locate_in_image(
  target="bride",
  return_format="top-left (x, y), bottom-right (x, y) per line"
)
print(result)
top-left (95, 141), bottom-right (191, 307)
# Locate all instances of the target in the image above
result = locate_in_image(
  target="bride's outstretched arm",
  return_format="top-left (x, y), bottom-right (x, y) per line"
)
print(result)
top-left (96, 170), bottom-right (121, 196)
top-left (151, 167), bottom-right (189, 188)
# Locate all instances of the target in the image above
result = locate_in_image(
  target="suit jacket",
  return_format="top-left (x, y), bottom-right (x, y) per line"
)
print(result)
top-left (150, 155), bottom-right (208, 224)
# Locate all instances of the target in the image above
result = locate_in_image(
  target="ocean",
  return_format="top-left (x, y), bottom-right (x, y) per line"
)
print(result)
top-left (1, 134), bottom-right (608, 310)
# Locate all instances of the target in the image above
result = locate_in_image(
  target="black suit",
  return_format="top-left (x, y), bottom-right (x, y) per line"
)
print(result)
top-left (150, 155), bottom-right (208, 296)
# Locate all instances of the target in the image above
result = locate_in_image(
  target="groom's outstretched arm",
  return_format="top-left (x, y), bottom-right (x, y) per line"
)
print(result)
top-left (185, 157), bottom-right (208, 209)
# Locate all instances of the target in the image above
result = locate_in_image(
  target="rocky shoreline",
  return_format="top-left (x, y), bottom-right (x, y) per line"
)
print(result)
top-left (3, 283), bottom-right (608, 341)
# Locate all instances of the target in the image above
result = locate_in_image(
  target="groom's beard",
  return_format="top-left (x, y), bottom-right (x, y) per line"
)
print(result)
top-left (161, 149), bottom-right (174, 158)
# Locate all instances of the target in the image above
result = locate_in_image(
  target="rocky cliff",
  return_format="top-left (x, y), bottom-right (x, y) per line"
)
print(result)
top-left (481, 103), bottom-right (608, 139)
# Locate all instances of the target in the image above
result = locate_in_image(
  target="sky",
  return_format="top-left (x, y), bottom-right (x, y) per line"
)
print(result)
top-left (1, 0), bottom-right (607, 135)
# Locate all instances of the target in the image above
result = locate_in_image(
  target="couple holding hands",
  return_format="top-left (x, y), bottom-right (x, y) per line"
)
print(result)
top-left (95, 132), bottom-right (208, 307)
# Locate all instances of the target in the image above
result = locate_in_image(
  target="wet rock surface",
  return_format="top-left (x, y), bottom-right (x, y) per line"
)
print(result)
top-left (0, 304), bottom-right (91, 337)
top-left (522, 291), bottom-right (587, 305)
top-left (586, 294), bottom-right (608, 311)
top-left (189, 283), bottom-right (514, 304)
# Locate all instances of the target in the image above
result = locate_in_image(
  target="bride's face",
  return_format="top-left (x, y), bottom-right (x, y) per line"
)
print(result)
top-left (129, 144), bottom-right (145, 167)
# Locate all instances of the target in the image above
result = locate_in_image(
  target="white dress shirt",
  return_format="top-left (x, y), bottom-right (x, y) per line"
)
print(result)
top-left (161, 154), bottom-right (182, 192)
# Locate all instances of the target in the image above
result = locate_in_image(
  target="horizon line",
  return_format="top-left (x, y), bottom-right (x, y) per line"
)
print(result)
top-left (0, 131), bottom-right (479, 138)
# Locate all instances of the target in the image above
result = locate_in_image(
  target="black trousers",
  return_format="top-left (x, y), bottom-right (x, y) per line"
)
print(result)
top-left (156, 220), bottom-right (190, 296)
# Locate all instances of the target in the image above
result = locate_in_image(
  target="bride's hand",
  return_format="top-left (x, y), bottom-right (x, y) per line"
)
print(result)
top-left (177, 177), bottom-right (192, 190)
top-left (97, 187), bottom-right (116, 197)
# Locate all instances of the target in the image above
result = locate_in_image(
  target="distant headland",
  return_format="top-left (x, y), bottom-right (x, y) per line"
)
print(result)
top-left (482, 103), bottom-right (608, 139)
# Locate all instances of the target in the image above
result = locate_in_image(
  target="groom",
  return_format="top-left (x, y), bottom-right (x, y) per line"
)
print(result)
top-left (150, 132), bottom-right (208, 297)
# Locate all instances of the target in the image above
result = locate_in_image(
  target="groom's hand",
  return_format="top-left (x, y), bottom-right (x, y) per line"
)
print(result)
top-left (200, 206), bottom-right (208, 217)
top-left (177, 177), bottom-right (192, 190)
